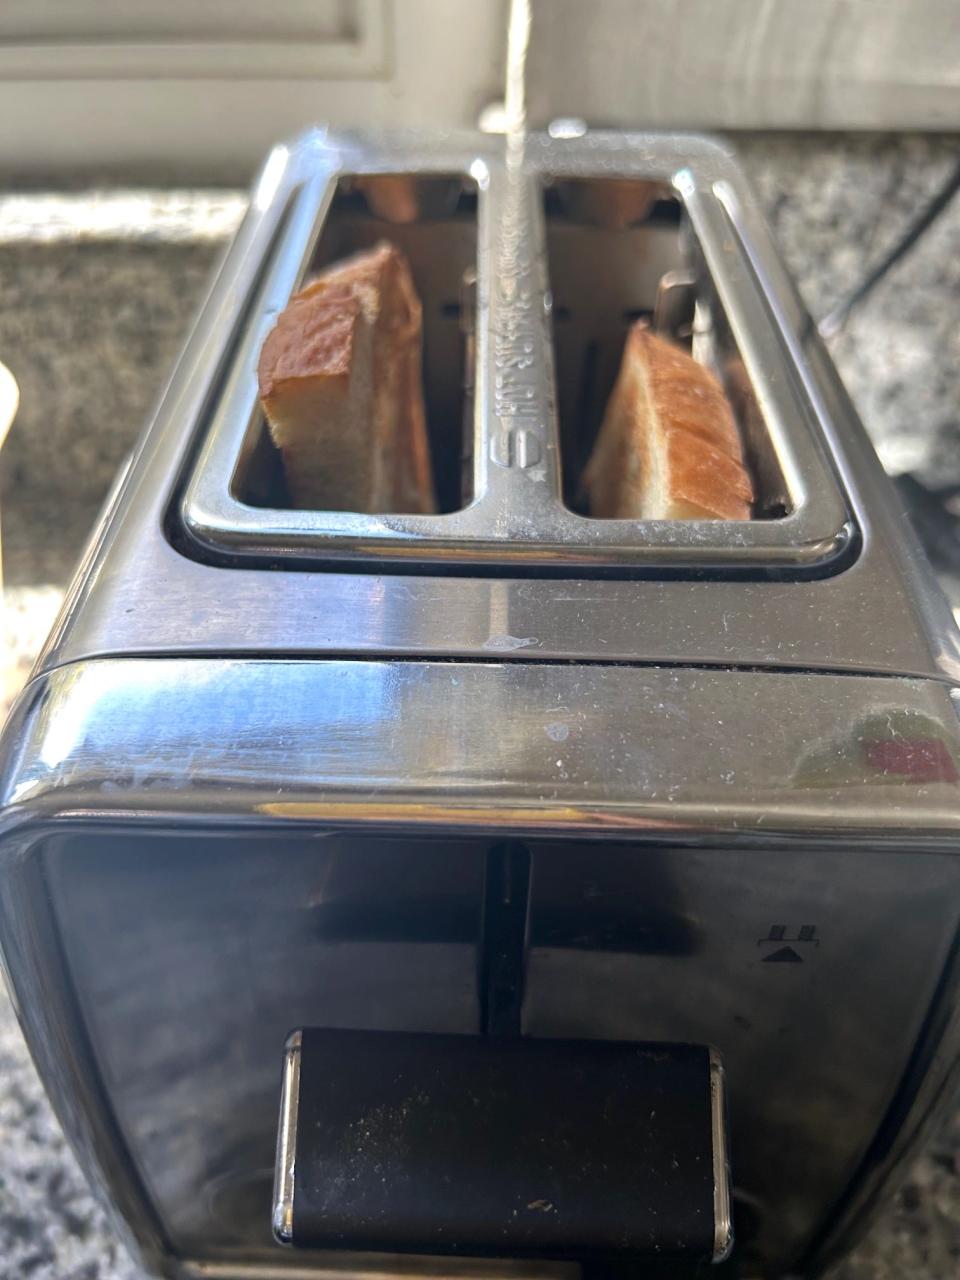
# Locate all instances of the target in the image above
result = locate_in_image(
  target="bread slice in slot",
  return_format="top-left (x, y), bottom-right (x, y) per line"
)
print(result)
top-left (355, 176), bottom-right (421, 224)
top-left (257, 241), bottom-right (435, 514)
top-left (584, 325), bottom-right (754, 520)
top-left (560, 179), bottom-right (666, 230)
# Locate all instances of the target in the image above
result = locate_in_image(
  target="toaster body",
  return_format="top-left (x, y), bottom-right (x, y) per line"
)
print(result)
top-left (1, 130), bottom-right (959, 1279)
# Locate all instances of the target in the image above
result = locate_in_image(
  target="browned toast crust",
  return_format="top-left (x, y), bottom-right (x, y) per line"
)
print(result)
top-left (584, 325), bottom-right (754, 521)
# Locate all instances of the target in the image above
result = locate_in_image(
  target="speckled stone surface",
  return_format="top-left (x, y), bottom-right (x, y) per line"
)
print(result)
top-left (739, 133), bottom-right (960, 489)
top-left (0, 986), bottom-right (143, 1280)
top-left (0, 135), bottom-right (959, 1279)
top-left (0, 240), bottom-right (222, 589)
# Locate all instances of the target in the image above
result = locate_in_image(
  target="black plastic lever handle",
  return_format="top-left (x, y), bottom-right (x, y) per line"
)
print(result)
top-left (273, 1028), bottom-right (731, 1264)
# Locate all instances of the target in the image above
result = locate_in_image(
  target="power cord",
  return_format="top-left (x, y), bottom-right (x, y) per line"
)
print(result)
top-left (819, 157), bottom-right (960, 339)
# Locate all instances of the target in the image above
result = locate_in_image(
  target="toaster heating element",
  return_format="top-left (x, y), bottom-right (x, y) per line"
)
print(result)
top-left (1, 130), bottom-right (959, 1280)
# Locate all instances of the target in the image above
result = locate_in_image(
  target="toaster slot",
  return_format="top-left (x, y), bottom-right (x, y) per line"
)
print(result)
top-left (544, 177), bottom-right (790, 519)
top-left (232, 174), bottom-right (478, 515)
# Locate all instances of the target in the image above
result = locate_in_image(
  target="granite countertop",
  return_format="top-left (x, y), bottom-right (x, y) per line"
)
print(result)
top-left (0, 134), bottom-right (959, 1278)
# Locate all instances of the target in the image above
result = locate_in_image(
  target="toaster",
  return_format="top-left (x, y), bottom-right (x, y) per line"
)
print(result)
top-left (1, 129), bottom-right (959, 1280)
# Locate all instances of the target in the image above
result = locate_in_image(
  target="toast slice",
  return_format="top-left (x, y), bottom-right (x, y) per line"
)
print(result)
top-left (584, 325), bottom-right (753, 520)
top-left (356, 176), bottom-right (421, 224)
top-left (563, 179), bottom-right (663, 230)
top-left (257, 241), bottom-right (435, 513)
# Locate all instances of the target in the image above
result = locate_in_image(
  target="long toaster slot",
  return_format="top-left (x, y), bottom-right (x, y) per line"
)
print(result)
top-left (234, 175), bottom-right (477, 516)
top-left (545, 178), bottom-right (790, 521)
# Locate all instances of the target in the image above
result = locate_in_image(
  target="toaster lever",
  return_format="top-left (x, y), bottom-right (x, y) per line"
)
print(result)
top-left (273, 1028), bottom-right (732, 1264)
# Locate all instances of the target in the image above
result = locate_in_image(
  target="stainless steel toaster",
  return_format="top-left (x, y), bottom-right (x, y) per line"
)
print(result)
top-left (1, 129), bottom-right (959, 1280)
